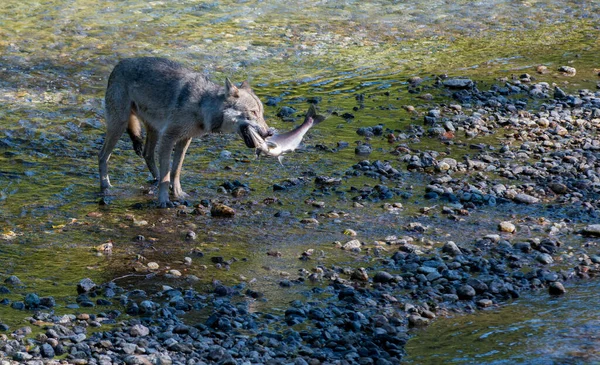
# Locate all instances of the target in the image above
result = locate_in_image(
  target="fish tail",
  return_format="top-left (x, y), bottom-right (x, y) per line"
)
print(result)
top-left (306, 104), bottom-right (326, 124)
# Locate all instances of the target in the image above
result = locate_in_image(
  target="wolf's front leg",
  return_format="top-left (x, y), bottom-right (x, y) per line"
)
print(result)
top-left (171, 138), bottom-right (192, 201)
top-left (157, 136), bottom-right (177, 208)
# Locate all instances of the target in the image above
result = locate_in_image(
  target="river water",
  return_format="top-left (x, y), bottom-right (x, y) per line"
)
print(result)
top-left (1, 0), bottom-right (600, 363)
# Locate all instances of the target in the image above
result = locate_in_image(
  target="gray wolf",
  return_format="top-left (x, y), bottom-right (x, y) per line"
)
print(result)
top-left (98, 57), bottom-right (270, 207)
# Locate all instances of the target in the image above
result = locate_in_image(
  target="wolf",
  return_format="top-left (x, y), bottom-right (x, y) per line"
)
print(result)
top-left (98, 57), bottom-right (271, 207)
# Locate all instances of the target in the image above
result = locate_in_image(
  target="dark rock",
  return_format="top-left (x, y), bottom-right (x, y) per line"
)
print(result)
top-left (77, 278), bottom-right (97, 294)
top-left (549, 281), bottom-right (566, 295)
top-left (443, 78), bottom-right (474, 89)
top-left (373, 271), bottom-right (394, 284)
top-left (40, 296), bottom-right (56, 308)
top-left (457, 285), bottom-right (476, 300)
top-left (4, 275), bottom-right (22, 286)
top-left (40, 343), bottom-right (55, 358)
top-left (24, 293), bottom-right (40, 309)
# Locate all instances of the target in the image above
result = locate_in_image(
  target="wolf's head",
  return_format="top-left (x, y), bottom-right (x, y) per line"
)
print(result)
top-left (221, 79), bottom-right (271, 148)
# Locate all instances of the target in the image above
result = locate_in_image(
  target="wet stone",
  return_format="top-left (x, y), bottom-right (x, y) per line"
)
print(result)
top-left (549, 281), bottom-right (566, 295)
top-left (373, 271), bottom-right (394, 284)
top-left (582, 224), bottom-right (600, 237)
top-left (210, 203), bottom-right (235, 218)
top-left (498, 221), bottom-right (516, 233)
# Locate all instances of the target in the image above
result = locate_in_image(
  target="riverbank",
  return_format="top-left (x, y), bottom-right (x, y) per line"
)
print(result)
top-left (2, 72), bottom-right (600, 364)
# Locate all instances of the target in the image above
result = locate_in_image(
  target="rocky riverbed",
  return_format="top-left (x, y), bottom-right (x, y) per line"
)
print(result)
top-left (2, 69), bottom-right (600, 364)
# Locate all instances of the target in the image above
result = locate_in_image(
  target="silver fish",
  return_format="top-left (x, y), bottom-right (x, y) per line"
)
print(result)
top-left (249, 104), bottom-right (326, 164)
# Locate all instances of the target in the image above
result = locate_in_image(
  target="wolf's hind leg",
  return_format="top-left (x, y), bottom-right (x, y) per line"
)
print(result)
top-left (143, 127), bottom-right (159, 182)
top-left (171, 137), bottom-right (192, 200)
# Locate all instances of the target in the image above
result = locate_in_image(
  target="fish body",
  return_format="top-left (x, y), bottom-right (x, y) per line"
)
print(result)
top-left (249, 105), bottom-right (325, 163)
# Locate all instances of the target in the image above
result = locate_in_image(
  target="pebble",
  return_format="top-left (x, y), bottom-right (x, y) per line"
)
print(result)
top-left (536, 253), bottom-right (554, 265)
top-left (581, 224), bottom-right (600, 237)
top-left (549, 281), bottom-right (566, 295)
top-left (342, 239), bottom-right (362, 250)
top-left (457, 285), bottom-right (476, 300)
top-left (442, 241), bottom-right (462, 256)
top-left (210, 204), bottom-right (235, 218)
top-left (498, 221), bottom-right (516, 233)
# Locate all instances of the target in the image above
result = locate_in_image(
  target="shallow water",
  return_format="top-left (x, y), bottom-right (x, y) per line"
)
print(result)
top-left (1, 0), bottom-right (600, 361)
top-left (406, 280), bottom-right (600, 364)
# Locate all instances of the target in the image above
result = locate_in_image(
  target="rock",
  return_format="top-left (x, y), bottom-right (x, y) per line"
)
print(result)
top-left (498, 221), bottom-right (516, 233)
top-left (4, 275), bottom-right (22, 286)
top-left (548, 183), bottom-right (568, 194)
top-left (373, 271), bottom-right (394, 284)
top-left (536, 253), bottom-right (554, 265)
top-left (477, 299), bottom-right (493, 308)
top-left (24, 293), bottom-right (40, 308)
top-left (443, 78), bottom-right (474, 89)
top-left (457, 285), bottom-right (476, 300)
top-left (549, 281), bottom-right (566, 295)
top-left (210, 203), bottom-right (235, 218)
top-left (130, 324), bottom-right (150, 337)
top-left (408, 314), bottom-right (429, 327)
top-left (147, 262), bottom-right (159, 270)
top-left (77, 278), bottom-right (97, 294)
top-left (300, 218), bottom-right (319, 224)
top-left (355, 144), bottom-right (372, 156)
top-left (513, 193), bottom-right (539, 204)
top-left (40, 343), bottom-right (55, 358)
top-left (582, 224), bottom-right (600, 237)
top-left (442, 241), bottom-right (462, 256)
top-left (342, 239), bottom-right (362, 250)
top-left (558, 65), bottom-right (576, 75)
top-left (351, 268), bottom-right (369, 281)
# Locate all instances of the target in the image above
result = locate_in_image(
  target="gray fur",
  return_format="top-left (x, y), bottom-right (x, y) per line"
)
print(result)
top-left (98, 57), bottom-right (270, 207)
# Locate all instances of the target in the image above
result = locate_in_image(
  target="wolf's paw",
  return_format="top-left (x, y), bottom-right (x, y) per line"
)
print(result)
top-left (156, 200), bottom-right (175, 209)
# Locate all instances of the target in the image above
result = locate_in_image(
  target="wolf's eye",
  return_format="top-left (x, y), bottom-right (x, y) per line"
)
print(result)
top-left (251, 110), bottom-right (259, 118)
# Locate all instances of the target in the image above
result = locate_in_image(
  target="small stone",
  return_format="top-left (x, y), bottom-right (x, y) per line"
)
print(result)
top-left (130, 324), bottom-right (150, 337)
top-left (457, 285), bottom-right (476, 300)
top-left (514, 193), bottom-right (539, 204)
top-left (300, 218), bottom-right (319, 224)
top-left (477, 299), bottom-right (493, 308)
top-left (536, 253), bottom-right (554, 265)
top-left (351, 268), bottom-right (369, 281)
top-left (40, 343), bottom-right (55, 358)
top-left (343, 229), bottom-right (357, 236)
top-left (408, 314), bottom-right (429, 327)
top-left (210, 203), bottom-right (235, 218)
top-left (442, 241), bottom-right (462, 256)
top-left (77, 278), bottom-right (97, 294)
top-left (442, 78), bottom-right (474, 89)
top-left (4, 275), bottom-right (22, 286)
top-left (498, 221), bottom-right (516, 233)
top-left (582, 224), bottom-right (600, 237)
top-left (147, 262), bottom-right (159, 270)
top-left (558, 65), bottom-right (576, 75)
top-left (168, 270), bottom-right (182, 277)
top-left (549, 281), bottom-right (566, 295)
top-left (373, 271), bottom-right (394, 284)
top-left (355, 144), bottom-right (372, 156)
top-left (342, 239), bottom-right (361, 250)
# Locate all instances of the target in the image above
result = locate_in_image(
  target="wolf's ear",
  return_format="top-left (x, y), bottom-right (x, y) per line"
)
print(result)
top-left (225, 78), bottom-right (239, 98)
top-left (240, 80), bottom-right (252, 91)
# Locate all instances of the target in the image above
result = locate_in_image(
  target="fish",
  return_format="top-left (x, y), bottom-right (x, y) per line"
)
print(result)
top-left (249, 104), bottom-right (326, 164)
